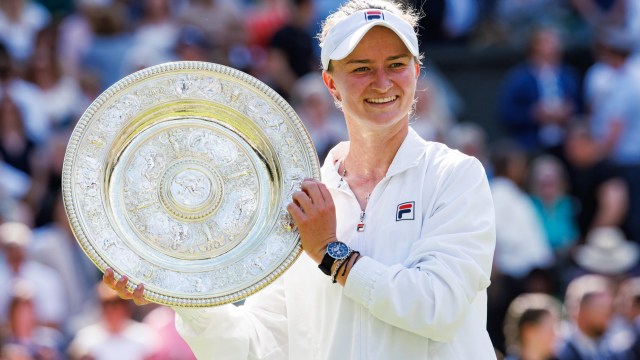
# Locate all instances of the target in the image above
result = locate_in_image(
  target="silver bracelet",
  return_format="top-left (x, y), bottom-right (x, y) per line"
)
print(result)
top-left (330, 250), bottom-right (352, 283)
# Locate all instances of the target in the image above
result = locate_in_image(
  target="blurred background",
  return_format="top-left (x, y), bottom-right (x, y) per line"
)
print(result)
top-left (0, 0), bottom-right (640, 359)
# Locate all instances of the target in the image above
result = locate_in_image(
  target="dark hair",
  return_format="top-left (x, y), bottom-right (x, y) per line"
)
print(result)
top-left (503, 293), bottom-right (561, 356)
top-left (0, 42), bottom-right (10, 81)
top-left (490, 140), bottom-right (527, 178)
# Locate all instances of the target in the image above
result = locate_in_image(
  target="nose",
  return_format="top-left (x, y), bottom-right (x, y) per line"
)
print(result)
top-left (371, 68), bottom-right (392, 93)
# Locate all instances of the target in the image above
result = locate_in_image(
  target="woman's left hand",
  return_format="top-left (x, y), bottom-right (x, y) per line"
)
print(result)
top-left (287, 179), bottom-right (337, 264)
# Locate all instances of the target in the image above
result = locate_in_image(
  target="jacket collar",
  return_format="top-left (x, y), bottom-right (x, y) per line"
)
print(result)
top-left (321, 127), bottom-right (426, 189)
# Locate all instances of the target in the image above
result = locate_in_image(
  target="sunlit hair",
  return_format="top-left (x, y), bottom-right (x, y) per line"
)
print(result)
top-left (503, 293), bottom-right (561, 357)
top-left (564, 274), bottom-right (613, 319)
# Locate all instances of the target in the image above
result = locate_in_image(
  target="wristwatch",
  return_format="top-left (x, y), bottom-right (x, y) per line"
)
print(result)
top-left (318, 241), bottom-right (351, 276)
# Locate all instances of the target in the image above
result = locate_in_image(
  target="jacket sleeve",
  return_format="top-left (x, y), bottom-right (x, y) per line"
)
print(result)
top-left (343, 157), bottom-right (495, 342)
top-left (174, 277), bottom-right (288, 360)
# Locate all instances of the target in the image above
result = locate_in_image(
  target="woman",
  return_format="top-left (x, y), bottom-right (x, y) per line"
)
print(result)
top-left (503, 293), bottom-right (561, 360)
top-left (105, 1), bottom-right (497, 358)
top-left (0, 95), bottom-right (36, 176)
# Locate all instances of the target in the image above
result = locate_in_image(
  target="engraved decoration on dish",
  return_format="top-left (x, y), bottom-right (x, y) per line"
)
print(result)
top-left (62, 61), bottom-right (320, 307)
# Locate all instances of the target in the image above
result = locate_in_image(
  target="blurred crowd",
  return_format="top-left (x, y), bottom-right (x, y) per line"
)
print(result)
top-left (0, 0), bottom-right (640, 359)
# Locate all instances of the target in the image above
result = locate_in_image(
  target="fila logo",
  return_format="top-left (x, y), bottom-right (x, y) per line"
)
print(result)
top-left (396, 201), bottom-right (415, 221)
top-left (364, 10), bottom-right (384, 21)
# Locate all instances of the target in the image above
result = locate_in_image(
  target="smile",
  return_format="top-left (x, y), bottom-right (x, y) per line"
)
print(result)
top-left (366, 96), bottom-right (397, 104)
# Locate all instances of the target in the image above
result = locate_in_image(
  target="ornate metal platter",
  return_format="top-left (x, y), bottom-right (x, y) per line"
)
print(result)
top-left (62, 61), bottom-right (320, 307)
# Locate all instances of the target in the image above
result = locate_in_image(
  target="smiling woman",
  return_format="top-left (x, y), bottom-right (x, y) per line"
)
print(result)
top-left (105, 1), bottom-right (498, 359)
top-left (322, 26), bottom-right (420, 140)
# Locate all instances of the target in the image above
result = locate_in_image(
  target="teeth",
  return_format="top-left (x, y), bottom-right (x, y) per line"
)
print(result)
top-left (367, 96), bottom-right (397, 104)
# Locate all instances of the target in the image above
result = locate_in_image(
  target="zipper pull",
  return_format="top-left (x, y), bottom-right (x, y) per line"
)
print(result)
top-left (357, 211), bottom-right (365, 232)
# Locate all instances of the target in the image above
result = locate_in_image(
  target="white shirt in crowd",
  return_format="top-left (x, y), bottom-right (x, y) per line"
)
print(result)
top-left (491, 177), bottom-right (554, 278)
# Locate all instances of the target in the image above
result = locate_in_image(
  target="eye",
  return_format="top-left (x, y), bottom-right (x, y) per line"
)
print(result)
top-left (353, 66), bottom-right (369, 73)
top-left (390, 62), bottom-right (406, 69)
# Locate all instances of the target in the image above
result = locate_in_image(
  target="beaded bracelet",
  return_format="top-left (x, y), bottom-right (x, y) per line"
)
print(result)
top-left (330, 256), bottom-right (348, 283)
top-left (332, 250), bottom-right (360, 283)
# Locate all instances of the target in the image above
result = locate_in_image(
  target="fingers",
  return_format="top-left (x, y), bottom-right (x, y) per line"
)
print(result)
top-left (287, 201), bottom-right (304, 221)
top-left (318, 184), bottom-right (333, 205)
top-left (288, 179), bottom-right (335, 221)
top-left (132, 284), bottom-right (149, 305)
top-left (296, 180), bottom-right (333, 209)
top-left (291, 190), bottom-right (313, 213)
top-left (301, 181), bottom-right (325, 203)
top-left (115, 274), bottom-right (133, 300)
top-left (103, 268), bottom-right (116, 288)
top-left (103, 268), bottom-right (149, 304)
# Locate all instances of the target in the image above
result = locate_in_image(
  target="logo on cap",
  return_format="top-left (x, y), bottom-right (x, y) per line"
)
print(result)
top-left (365, 10), bottom-right (384, 22)
top-left (396, 201), bottom-right (415, 221)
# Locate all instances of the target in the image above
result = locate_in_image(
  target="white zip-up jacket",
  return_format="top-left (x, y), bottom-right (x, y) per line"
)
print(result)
top-left (175, 128), bottom-right (497, 359)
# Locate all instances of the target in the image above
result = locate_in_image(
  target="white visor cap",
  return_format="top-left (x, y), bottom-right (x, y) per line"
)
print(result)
top-left (321, 9), bottom-right (419, 70)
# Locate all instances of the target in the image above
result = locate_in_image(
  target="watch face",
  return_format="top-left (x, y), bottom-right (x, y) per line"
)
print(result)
top-left (327, 242), bottom-right (350, 260)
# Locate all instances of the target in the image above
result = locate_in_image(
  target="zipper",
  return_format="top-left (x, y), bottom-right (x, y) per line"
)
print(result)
top-left (356, 211), bottom-right (366, 232)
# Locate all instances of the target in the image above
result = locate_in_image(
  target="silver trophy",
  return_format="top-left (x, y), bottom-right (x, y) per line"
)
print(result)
top-left (62, 61), bottom-right (320, 307)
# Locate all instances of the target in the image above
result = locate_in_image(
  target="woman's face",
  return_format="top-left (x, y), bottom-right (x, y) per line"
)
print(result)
top-left (323, 26), bottom-right (419, 131)
top-left (522, 312), bottom-right (559, 357)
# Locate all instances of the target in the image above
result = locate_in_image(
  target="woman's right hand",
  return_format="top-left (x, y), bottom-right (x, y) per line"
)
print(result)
top-left (102, 268), bottom-right (150, 305)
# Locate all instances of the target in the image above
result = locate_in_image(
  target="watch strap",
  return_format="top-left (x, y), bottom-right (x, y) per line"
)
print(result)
top-left (318, 252), bottom-right (335, 276)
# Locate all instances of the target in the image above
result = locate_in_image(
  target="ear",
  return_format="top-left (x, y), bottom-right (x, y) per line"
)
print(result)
top-left (414, 62), bottom-right (420, 79)
top-left (322, 70), bottom-right (341, 101)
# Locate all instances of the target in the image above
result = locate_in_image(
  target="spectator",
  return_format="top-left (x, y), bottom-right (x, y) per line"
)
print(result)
top-left (412, 71), bottom-right (461, 143)
top-left (490, 141), bottom-right (554, 280)
top-left (0, 152), bottom-right (30, 202)
top-left (0, 42), bottom-right (49, 144)
top-left (81, 2), bottom-right (134, 91)
top-left (27, 131), bottom-right (69, 227)
top-left (290, 72), bottom-right (346, 161)
top-left (177, 0), bottom-right (245, 61)
top-left (243, 0), bottom-right (290, 49)
top-left (529, 154), bottom-right (579, 255)
top-left (30, 192), bottom-right (101, 336)
top-left (0, 0), bottom-right (51, 62)
top-left (447, 122), bottom-right (493, 178)
top-left (57, 0), bottom-right (104, 78)
top-left (122, 0), bottom-right (179, 75)
top-left (557, 274), bottom-right (619, 359)
top-left (132, 0), bottom-right (180, 54)
top-left (409, 0), bottom-right (479, 46)
top-left (1, 281), bottom-right (65, 360)
top-left (615, 277), bottom-right (640, 359)
top-left (0, 221), bottom-right (66, 329)
top-left (171, 25), bottom-right (212, 62)
top-left (67, 282), bottom-right (158, 360)
top-left (503, 293), bottom-right (562, 360)
top-left (0, 96), bottom-right (37, 176)
top-left (562, 121), bottom-right (628, 241)
top-left (487, 141), bottom-right (555, 353)
top-left (585, 27), bottom-right (640, 242)
top-left (266, 0), bottom-right (318, 100)
top-left (491, 0), bottom-right (574, 47)
top-left (498, 26), bottom-right (581, 155)
top-left (24, 32), bottom-right (84, 130)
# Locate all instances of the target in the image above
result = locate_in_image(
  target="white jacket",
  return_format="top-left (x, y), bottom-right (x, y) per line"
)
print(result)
top-left (175, 128), bottom-right (497, 359)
